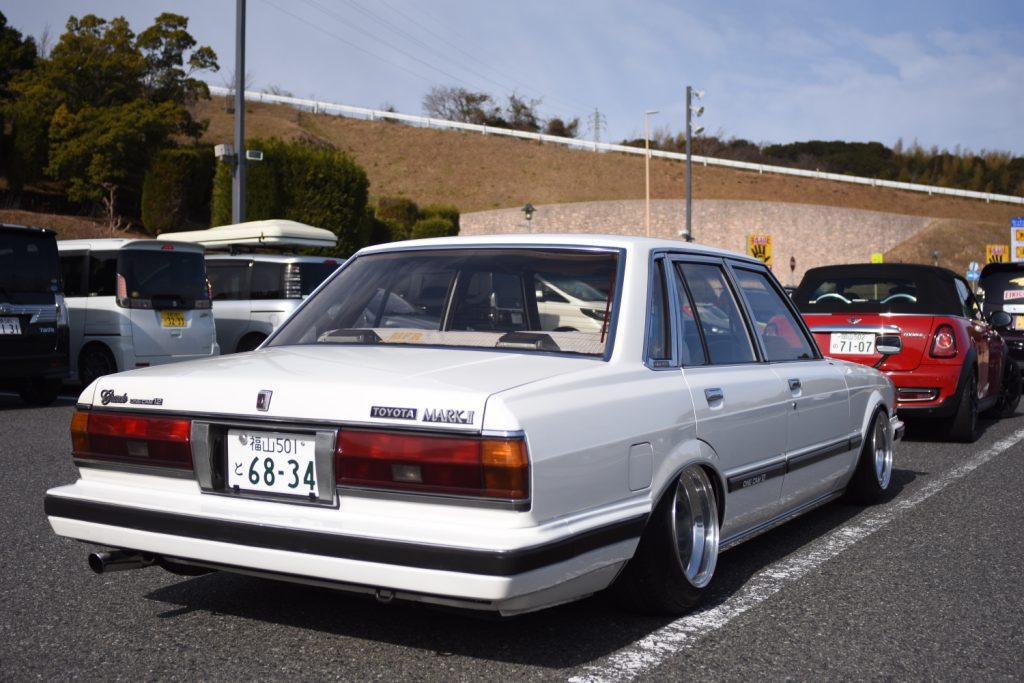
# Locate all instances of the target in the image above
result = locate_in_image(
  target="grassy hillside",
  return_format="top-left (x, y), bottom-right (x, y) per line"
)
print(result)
top-left (3, 96), bottom-right (1021, 274)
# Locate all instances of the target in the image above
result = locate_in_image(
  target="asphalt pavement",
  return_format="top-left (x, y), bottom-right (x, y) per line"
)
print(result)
top-left (1, 393), bottom-right (1021, 681)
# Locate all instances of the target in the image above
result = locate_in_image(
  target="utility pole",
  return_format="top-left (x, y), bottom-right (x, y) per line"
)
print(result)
top-left (683, 85), bottom-right (704, 243)
top-left (232, 0), bottom-right (246, 224)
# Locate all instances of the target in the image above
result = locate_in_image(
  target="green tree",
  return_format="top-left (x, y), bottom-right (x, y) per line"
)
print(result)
top-left (5, 12), bottom-right (217, 220)
top-left (0, 12), bottom-right (39, 188)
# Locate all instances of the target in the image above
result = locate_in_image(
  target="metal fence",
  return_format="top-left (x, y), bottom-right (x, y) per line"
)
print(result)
top-left (209, 85), bottom-right (1024, 207)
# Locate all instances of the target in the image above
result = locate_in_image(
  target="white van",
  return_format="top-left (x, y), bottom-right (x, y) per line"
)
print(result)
top-left (164, 220), bottom-right (341, 353)
top-left (57, 238), bottom-right (220, 385)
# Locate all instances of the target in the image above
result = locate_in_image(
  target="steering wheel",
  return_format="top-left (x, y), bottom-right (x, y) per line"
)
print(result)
top-left (813, 293), bottom-right (851, 304)
top-left (881, 293), bottom-right (917, 304)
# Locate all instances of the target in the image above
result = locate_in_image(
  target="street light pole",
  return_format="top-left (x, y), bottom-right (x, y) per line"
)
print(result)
top-left (683, 85), bottom-right (704, 243)
top-left (232, 0), bottom-right (247, 224)
top-left (644, 110), bottom-right (658, 238)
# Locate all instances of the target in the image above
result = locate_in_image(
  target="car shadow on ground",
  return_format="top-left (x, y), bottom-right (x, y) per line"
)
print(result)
top-left (142, 473), bottom-right (919, 670)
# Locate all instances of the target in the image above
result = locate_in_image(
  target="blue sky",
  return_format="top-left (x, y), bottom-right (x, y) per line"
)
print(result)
top-left (6, 0), bottom-right (1024, 155)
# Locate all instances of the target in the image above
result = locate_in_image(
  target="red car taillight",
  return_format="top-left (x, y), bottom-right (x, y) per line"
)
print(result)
top-left (335, 430), bottom-right (529, 500)
top-left (71, 410), bottom-right (193, 470)
top-left (929, 324), bottom-right (958, 358)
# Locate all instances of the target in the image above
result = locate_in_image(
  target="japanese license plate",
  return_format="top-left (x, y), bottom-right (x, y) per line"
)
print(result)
top-left (829, 332), bottom-right (875, 355)
top-left (226, 429), bottom-right (318, 497)
top-left (0, 317), bottom-right (22, 335)
top-left (1014, 315), bottom-right (1024, 331)
top-left (161, 310), bottom-right (186, 327)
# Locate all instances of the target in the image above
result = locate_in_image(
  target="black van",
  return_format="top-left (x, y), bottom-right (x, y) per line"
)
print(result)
top-left (980, 262), bottom-right (1024, 367)
top-left (0, 224), bottom-right (69, 404)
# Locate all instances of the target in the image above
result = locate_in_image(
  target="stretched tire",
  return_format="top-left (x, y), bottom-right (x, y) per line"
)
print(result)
top-left (984, 360), bottom-right (1021, 419)
top-left (612, 466), bottom-right (719, 615)
top-left (846, 410), bottom-right (894, 504)
top-left (79, 345), bottom-right (117, 386)
top-left (947, 371), bottom-right (979, 443)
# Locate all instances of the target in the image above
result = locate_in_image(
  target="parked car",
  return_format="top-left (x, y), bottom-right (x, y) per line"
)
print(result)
top-left (979, 262), bottom-right (1024, 367)
top-left (0, 224), bottom-right (69, 404)
top-left (57, 239), bottom-right (219, 386)
top-left (162, 220), bottom-right (342, 353)
top-left (205, 254), bottom-right (343, 352)
top-left (794, 263), bottom-right (1020, 442)
top-left (46, 235), bottom-right (902, 617)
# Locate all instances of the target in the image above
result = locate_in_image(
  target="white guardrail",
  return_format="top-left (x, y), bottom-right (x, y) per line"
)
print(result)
top-left (209, 85), bottom-right (1024, 206)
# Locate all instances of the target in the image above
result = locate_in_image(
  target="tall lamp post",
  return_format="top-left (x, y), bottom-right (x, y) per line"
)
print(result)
top-left (232, 0), bottom-right (247, 224)
top-left (682, 85), bottom-right (704, 243)
top-left (644, 110), bottom-right (658, 237)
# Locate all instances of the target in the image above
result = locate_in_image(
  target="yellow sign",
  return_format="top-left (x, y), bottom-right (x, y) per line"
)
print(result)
top-left (1016, 228), bottom-right (1024, 242)
top-left (1016, 245), bottom-right (1024, 262)
top-left (747, 233), bottom-right (772, 266)
top-left (986, 244), bottom-right (1009, 263)
top-left (870, 252), bottom-right (884, 264)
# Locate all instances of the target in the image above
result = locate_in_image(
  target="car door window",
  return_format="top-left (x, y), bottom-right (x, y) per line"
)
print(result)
top-left (733, 267), bottom-right (816, 361)
top-left (675, 262), bottom-right (755, 364)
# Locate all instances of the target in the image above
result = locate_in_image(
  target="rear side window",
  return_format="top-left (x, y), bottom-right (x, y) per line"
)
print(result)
top-left (207, 262), bottom-right (251, 300)
top-left (89, 253), bottom-right (117, 296)
top-left (250, 262), bottom-right (285, 299)
top-left (60, 254), bottom-right (86, 297)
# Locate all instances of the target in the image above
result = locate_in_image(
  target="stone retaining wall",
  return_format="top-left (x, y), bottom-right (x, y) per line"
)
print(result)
top-left (461, 199), bottom-right (931, 284)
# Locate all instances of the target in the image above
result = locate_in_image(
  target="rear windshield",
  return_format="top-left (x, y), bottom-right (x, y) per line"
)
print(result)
top-left (980, 268), bottom-right (1024, 308)
top-left (0, 231), bottom-right (59, 302)
top-left (795, 273), bottom-right (945, 313)
top-left (269, 248), bottom-right (620, 357)
top-left (120, 250), bottom-right (209, 304)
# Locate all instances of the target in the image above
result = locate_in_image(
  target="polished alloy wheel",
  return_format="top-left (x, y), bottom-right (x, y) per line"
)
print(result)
top-left (670, 467), bottom-right (719, 588)
top-left (870, 413), bottom-right (893, 489)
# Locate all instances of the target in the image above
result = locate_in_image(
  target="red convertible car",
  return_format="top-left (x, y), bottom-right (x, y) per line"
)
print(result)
top-left (794, 263), bottom-right (1021, 442)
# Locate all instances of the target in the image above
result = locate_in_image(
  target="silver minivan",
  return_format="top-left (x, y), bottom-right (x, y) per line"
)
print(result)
top-left (206, 253), bottom-right (342, 352)
top-left (57, 239), bottom-right (220, 385)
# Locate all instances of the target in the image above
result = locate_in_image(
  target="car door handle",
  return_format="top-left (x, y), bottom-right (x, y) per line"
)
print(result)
top-left (705, 387), bottom-right (724, 404)
top-left (788, 378), bottom-right (802, 393)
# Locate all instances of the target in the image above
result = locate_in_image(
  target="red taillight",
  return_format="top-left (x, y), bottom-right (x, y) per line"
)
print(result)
top-left (70, 410), bottom-right (193, 470)
top-left (335, 430), bottom-right (529, 500)
top-left (930, 324), bottom-right (957, 358)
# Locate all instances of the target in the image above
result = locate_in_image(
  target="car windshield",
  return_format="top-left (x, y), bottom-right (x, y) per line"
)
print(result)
top-left (0, 231), bottom-right (59, 301)
top-left (269, 247), bottom-right (620, 357)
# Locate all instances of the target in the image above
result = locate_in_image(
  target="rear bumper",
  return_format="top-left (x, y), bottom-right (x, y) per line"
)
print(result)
top-left (44, 483), bottom-right (643, 615)
top-left (0, 352), bottom-right (68, 382)
top-left (887, 365), bottom-right (963, 418)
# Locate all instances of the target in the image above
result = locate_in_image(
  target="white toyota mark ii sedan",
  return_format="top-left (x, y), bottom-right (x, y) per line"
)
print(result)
top-left (45, 234), bottom-right (903, 616)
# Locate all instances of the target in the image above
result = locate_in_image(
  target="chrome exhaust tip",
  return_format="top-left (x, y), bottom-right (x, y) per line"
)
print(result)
top-left (88, 550), bottom-right (155, 574)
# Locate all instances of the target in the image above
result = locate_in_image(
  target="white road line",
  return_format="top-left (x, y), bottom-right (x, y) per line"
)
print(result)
top-left (569, 428), bottom-right (1024, 683)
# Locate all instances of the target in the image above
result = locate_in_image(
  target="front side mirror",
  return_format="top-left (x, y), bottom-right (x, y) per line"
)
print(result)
top-left (990, 310), bottom-right (1012, 329)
